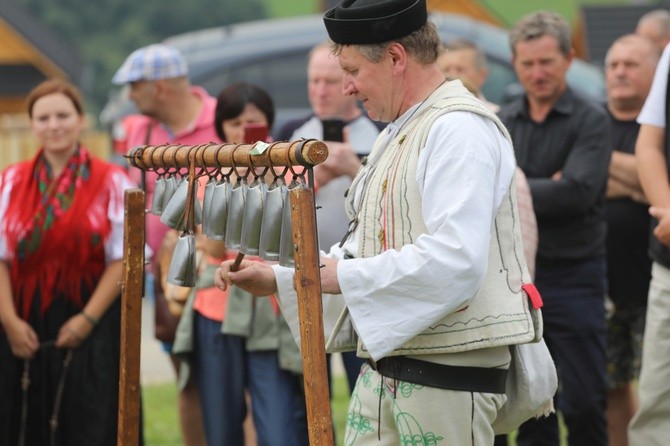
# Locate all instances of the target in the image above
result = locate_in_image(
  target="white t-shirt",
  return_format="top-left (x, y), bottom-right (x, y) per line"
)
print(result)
top-left (638, 44), bottom-right (670, 128)
top-left (288, 115), bottom-right (381, 250)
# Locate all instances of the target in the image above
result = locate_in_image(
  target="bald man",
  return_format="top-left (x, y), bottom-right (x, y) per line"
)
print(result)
top-left (437, 39), bottom-right (499, 111)
top-left (636, 9), bottom-right (670, 50)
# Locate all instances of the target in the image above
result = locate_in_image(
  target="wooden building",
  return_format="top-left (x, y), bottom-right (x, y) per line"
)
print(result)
top-left (0, 1), bottom-right (82, 115)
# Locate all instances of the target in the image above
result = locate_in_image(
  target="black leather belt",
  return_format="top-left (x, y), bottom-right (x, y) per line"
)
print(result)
top-left (366, 356), bottom-right (507, 394)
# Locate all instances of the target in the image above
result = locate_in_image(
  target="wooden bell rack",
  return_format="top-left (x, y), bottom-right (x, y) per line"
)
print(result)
top-left (118, 140), bottom-right (333, 445)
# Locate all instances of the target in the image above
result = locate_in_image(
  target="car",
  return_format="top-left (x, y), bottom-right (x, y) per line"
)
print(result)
top-left (100, 12), bottom-right (606, 136)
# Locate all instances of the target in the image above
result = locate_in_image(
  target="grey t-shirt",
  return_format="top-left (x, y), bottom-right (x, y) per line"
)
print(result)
top-left (286, 115), bottom-right (382, 251)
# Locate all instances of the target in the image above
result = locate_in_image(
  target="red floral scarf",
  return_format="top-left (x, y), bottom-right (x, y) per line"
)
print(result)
top-left (2, 147), bottom-right (113, 319)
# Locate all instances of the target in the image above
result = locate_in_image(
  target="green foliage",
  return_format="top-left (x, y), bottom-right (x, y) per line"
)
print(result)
top-left (266, 0), bottom-right (319, 17)
top-left (14, 0), bottom-right (268, 118)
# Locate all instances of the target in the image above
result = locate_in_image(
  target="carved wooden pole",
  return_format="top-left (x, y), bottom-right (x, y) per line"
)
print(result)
top-left (290, 185), bottom-right (332, 445)
top-left (124, 140), bottom-right (333, 445)
top-left (118, 189), bottom-right (145, 445)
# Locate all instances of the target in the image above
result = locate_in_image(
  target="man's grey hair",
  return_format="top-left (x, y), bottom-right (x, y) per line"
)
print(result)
top-left (509, 11), bottom-right (572, 57)
top-left (331, 21), bottom-right (441, 65)
top-left (443, 39), bottom-right (488, 70)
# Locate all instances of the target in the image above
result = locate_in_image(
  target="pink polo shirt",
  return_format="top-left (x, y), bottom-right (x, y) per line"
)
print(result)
top-left (122, 86), bottom-right (219, 256)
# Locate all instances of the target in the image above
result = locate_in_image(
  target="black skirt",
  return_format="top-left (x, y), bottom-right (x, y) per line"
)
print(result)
top-left (0, 293), bottom-right (122, 446)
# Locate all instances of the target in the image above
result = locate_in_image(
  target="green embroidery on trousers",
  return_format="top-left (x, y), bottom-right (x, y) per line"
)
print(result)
top-left (345, 365), bottom-right (443, 445)
top-left (345, 390), bottom-right (375, 445)
top-left (396, 410), bottom-right (444, 446)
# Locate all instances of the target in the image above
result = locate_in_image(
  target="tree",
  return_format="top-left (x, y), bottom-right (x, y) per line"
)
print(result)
top-left (16, 0), bottom-right (267, 119)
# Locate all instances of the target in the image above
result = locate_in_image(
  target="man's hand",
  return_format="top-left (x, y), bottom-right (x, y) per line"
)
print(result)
top-left (315, 128), bottom-right (363, 187)
top-left (650, 206), bottom-right (670, 246)
top-left (607, 177), bottom-right (649, 204)
top-left (321, 141), bottom-right (362, 178)
top-left (215, 259), bottom-right (278, 296)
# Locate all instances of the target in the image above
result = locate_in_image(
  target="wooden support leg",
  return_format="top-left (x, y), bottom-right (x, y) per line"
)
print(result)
top-left (290, 187), bottom-right (334, 446)
top-left (118, 189), bottom-right (145, 445)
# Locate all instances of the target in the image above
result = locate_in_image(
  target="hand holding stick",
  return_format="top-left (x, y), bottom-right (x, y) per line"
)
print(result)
top-left (231, 252), bottom-right (245, 272)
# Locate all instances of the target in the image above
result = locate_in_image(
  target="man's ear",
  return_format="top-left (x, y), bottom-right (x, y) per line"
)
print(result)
top-left (387, 42), bottom-right (407, 74)
top-left (153, 79), bottom-right (168, 98)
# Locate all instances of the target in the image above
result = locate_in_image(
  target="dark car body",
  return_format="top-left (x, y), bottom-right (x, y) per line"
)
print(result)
top-left (100, 13), bottom-right (605, 134)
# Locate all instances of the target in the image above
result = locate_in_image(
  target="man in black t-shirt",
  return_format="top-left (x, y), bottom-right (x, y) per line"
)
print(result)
top-left (603, 34), bottom-right (660, 446)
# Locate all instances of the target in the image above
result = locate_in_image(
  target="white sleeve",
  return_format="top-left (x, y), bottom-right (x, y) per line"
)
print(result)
top-left (337, 112), bottom-right (515, 360)
top-left (104, 169), bottom-right (137, 263)
top-left (272, 247), bottom-right (348, 350)
top-left (638, 44), bottom-right (670, 128)
top-left (0, 169), bottom-right (15, 260)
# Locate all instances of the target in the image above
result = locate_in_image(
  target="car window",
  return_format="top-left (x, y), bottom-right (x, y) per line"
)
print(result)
top-left (197, 51), bottom-right (311, 132)
top-left (200, 52), bottom-right (309, 110)
top-left (482, 59), bottom-right (518, 106)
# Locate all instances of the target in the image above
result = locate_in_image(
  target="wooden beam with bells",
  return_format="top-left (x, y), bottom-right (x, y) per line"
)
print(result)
top-left (121, 139), bottom-right (333, 446)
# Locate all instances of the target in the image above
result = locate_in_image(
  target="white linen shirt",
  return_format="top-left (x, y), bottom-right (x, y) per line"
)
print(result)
top-left (273, 107), bottom-right (516, 361)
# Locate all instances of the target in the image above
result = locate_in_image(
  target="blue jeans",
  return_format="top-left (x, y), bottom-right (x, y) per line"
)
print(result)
top-left (516, 257), bottom-right (608, 446)
top-left (193, 312), bottom-right (307, 446)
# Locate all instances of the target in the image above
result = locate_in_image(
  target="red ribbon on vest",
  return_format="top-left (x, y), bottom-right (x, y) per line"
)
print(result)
top-left (522, 283), bottom-right (543, 309)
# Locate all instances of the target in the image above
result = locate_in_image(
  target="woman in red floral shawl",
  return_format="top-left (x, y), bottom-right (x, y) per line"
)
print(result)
top-left (0, 79), bottom-right (135, 445)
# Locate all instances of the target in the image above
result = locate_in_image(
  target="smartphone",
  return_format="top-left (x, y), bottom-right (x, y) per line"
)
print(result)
top-left (243, 123), bottom-right (269, 144)
top-left (321, 119), bottom-right (345, 142)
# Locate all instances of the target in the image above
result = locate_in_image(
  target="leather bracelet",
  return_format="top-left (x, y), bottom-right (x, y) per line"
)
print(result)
top-left (81, 311), bottom-right (99, 327)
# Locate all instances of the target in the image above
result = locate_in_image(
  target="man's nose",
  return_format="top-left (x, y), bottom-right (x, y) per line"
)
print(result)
top-left (614, 64), bottom-right (627, 77)
top-left (342, 79), bottom-right (355, 96)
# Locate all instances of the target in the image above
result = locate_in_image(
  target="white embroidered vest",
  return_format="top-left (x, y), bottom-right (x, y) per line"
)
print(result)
top-left (347, 81), bottom-right (542, 358)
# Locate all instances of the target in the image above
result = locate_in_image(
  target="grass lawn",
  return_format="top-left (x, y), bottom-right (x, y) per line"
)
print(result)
top-left (142, 383), bottom-right (182, 445)
top-left (142, 376), bottom-right (564, 445)
top-left (142, 375), bottom-right (351, 445)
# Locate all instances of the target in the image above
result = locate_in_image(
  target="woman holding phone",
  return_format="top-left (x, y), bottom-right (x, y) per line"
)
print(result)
top-left (176, 82), bottom-right (307, 446)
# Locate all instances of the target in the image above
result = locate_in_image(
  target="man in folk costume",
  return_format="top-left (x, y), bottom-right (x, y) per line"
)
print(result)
top-left (216, 0), bottom-right (544, 443)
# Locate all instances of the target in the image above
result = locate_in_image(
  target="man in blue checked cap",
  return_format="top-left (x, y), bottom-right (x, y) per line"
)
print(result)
top-left (112, 44), bottom-right (189, 85)
top-left (217, 0), bottom-right (548, 444)
top-left (111, 42), bottom-right (218, 446)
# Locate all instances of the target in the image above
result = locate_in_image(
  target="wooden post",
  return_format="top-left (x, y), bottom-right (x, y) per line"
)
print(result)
top-left (118, 189), bottom-right (145, 445)
top-left (290, 186), bottom-right (334, 446)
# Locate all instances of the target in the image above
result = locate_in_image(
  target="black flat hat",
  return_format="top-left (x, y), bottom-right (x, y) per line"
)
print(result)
top-left (324, 0), bottom-right (427, 45)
